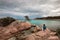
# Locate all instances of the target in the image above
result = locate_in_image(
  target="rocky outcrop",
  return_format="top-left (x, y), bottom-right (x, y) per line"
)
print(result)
top-left (0, 21), bottom-right (32, 40)
top-left (0, 20), bottom-right (59, 40)
top-left (25, 28), bottom-right (59, 40)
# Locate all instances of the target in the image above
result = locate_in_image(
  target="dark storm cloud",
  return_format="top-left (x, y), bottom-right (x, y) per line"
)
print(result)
top-left (0, 0), bottom-right (23, 10)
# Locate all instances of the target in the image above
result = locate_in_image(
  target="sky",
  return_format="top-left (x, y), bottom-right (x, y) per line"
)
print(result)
top-left (0, 0), bottom-right (60, 19)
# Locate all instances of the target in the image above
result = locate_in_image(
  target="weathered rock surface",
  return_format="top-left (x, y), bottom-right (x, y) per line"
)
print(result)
top-left (0, 20), bottom-right (59, 40)
top-left (48, 36), bottom-right (59, 40)
top-left (0, 21), bottom-right (32, 40)
top-left (24, 28), bottom-right (59, 40)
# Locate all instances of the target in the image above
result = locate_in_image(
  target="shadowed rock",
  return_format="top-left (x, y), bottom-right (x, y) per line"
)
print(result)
top-left (24, 16), bottom-right (30, 20)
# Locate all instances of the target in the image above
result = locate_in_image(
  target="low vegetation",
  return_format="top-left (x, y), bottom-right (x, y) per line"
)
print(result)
top-left (0, 17), bottom-right (16, 27)
top-left (56, 28), bottom-right (60, 37)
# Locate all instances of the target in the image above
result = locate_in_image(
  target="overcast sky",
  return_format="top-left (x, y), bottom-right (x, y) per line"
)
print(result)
top-left (0, 0), bottom-right (60, 19)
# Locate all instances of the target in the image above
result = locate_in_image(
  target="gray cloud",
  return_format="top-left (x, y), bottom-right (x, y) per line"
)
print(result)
top-left (0, 0), bottom-right (60, 18)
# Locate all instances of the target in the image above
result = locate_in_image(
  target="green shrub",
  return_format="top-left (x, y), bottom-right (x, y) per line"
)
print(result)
top-left (0, 17), bottom-right (16, 27)
top-left (56, 28), bottom-right (60, 37)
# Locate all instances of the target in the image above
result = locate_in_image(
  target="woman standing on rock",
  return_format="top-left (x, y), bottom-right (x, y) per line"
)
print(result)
top-left (42, 24), bottom-right (46, 31)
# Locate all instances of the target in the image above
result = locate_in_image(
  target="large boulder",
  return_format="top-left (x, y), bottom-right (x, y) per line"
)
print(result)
top-left (7, 21), bottom-right (31, 31)
top-left (18, 21), bottom-right (31, 30)
top-left (0, 21), bottom-right (32, 40)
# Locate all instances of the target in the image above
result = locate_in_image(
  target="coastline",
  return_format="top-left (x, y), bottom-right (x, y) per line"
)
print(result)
top-left (0, 17), bottom-right (60, 40)
top-left (34, 19), bottom-right (60, 21)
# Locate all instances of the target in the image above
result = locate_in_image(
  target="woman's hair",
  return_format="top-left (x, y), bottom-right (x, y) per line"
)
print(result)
top-left (43, 24), bottom-right (45, 26)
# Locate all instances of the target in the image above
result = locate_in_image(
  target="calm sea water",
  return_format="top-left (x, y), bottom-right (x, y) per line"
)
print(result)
top-left (28, 20), bottom-right (60, 30)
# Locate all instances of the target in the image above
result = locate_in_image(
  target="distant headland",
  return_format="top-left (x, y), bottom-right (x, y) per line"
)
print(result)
top-left (34, 16), bottom-right (60, 20)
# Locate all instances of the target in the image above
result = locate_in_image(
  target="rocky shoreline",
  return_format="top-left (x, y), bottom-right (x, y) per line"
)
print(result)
top-left (0, 20), bottom-right (59, 40)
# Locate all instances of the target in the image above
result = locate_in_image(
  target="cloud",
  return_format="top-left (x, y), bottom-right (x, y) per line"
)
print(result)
top-left (0, 0), bottom-right (60, 19)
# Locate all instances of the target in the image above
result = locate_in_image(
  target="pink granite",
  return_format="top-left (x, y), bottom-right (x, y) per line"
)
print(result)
top-left (0, 21), bottom-right (31, 40)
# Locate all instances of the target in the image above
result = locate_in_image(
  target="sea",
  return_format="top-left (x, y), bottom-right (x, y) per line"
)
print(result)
top-left (28, 20), bottom-right (60, 30)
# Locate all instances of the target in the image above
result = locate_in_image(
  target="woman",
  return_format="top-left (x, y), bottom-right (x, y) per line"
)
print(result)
top-left (43, 24), bottom-right (46, 31)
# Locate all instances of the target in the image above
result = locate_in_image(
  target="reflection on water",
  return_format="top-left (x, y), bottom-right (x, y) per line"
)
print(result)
top-left (29, 20), bottom-right (60, 30)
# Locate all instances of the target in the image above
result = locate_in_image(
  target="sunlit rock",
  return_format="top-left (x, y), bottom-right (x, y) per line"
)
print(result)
top-left (25, 35), bottom-right (35, 40)
top-left (0, 21), bottom-right (32, 40)
top-left (48, 36), bottom-right (59, 40)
